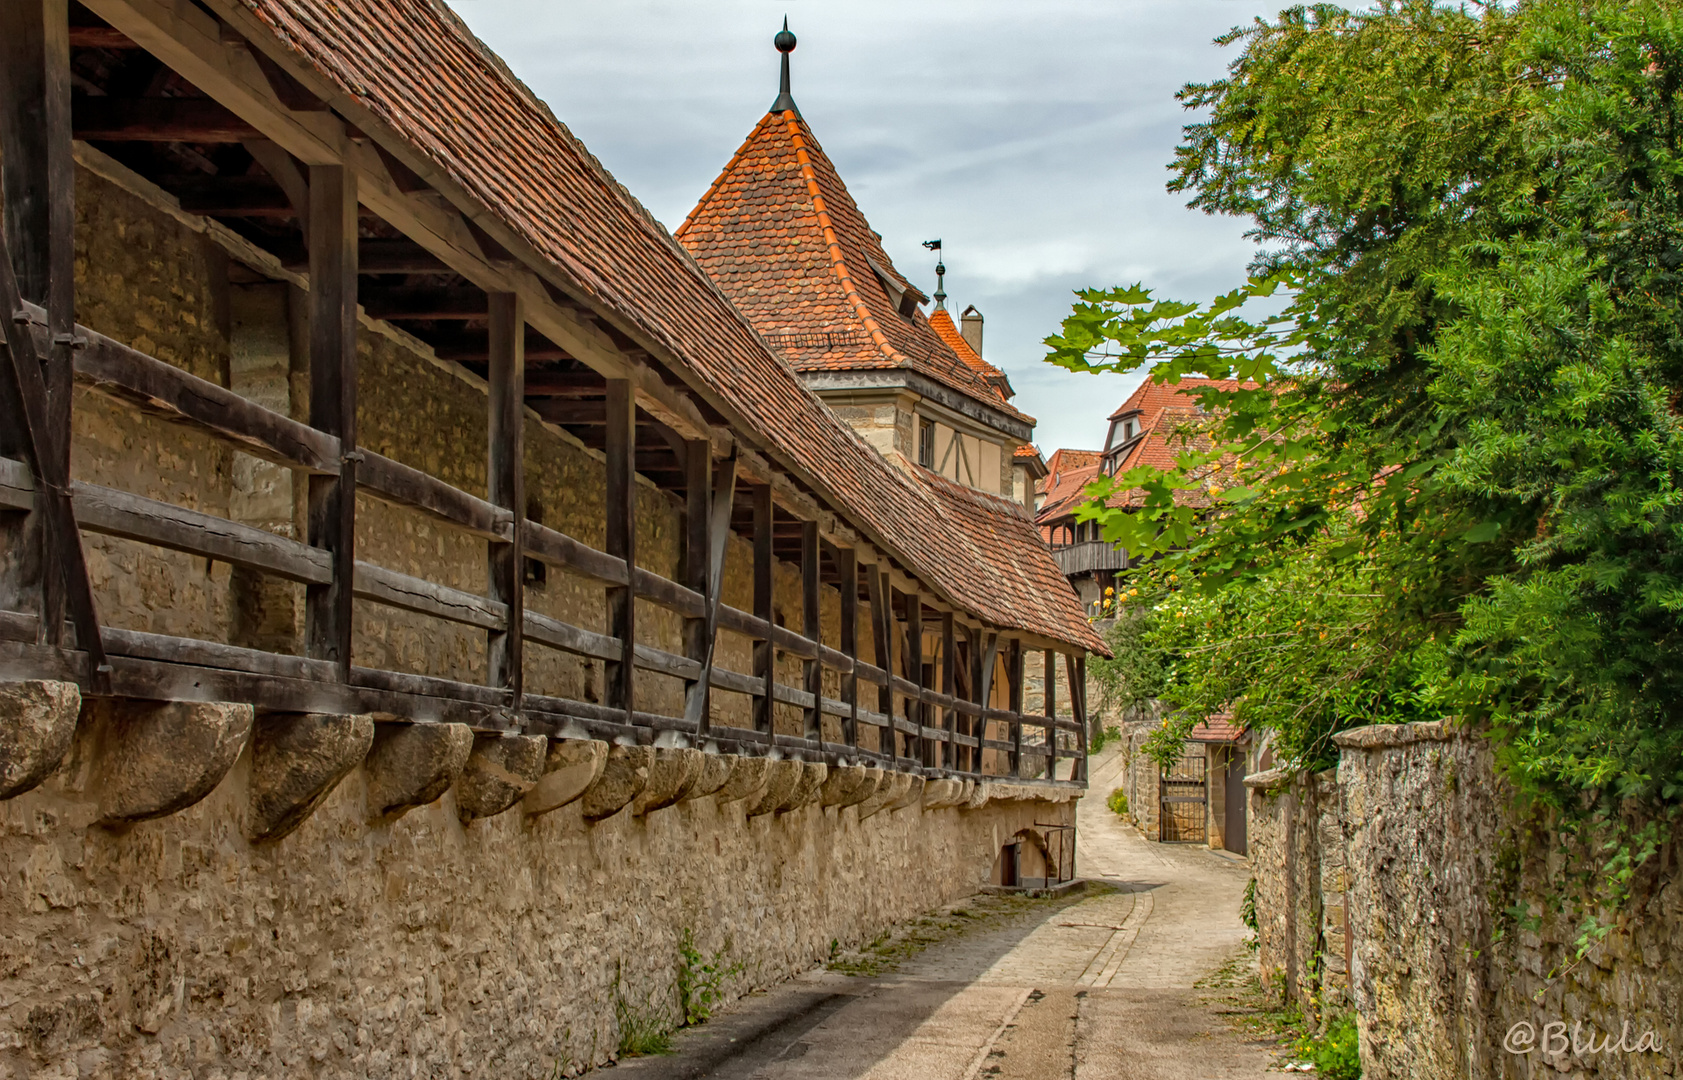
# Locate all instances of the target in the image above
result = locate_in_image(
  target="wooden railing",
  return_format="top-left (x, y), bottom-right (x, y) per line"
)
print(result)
top-left (0, 296), bottom-right (1089, 786)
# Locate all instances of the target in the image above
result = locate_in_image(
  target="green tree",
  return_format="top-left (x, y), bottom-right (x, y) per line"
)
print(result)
top-left (1050, 1), bottom-right (1683, 821)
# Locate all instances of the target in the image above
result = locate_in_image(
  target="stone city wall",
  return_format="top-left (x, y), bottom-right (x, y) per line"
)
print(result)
top-left (1248, 721), bottom-right (1683, 1079)
top-left (0, 680), bottom-right (1076, 1079)
top-left (0, 145), bottom-right (1089, 1080)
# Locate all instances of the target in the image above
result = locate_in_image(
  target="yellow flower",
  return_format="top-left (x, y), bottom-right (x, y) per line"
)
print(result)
top-left (1128, 588), bottom-right (1139, 597)
top-left (1105, 587), bottom-right (1115, 596)
top-left (1169, 573), bottom-right (1179, 583)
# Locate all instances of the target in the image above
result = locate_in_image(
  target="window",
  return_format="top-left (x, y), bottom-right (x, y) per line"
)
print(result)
top-left (1122, 420), bottom-right (1137, 441)
top-left (918, 418), bottom-right (935, 468)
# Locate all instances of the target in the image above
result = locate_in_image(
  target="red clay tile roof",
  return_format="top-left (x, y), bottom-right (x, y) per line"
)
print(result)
top-left (1108, 378), bottom-right (1243, 423)
top-left (1038, 449), bottom-right (1102, 496)
top-left (1039, 379), bottom-right (1255, 524)
top-left (676, 110), bottom-right (1031, 426)
top-left (1014, 443), bottom-right (1042, 460)
top-left (1187, 714), bottom-right (1247, 743)
top-left (928, 307), bottom-right (1010, 396)
top-left (915, 468), bottom-right (1107, 657)
top-left (1035, 462), bottom-right (1103, 526)
top-left (234, 0), bottom-right (1098, 653)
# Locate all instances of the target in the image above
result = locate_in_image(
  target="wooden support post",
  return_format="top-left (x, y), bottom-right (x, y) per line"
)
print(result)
top-left (604, 379), bottom-right (637, 727)
top-left (751, 484), bottom-right (774, 741)
top-left (940, 611), bottom-right (956, 772)
top-left (906, 593), bottom-right (923, 767)
top-left (837, 545), bottom-right (858, 748)
top-left (800, 519), bottom-right (821, 742)
top-left (681, 439), bottom-right (709, 732)
top-left (1044, 648), bottom-right (1058, 781)
top-left (976, 631), bottom-right (999, 776)
top-left (865, 564), bottom-right (893, 764)
top-left (1006, 639), bottom-right (1024, 779)
top-left (486, 292), bottom-right (523, 704)
top-left (1068, 652), bottom-right (1089, 783)
top-left (0, 0), bottom-right (72, 638)
top-left (304, 164), bottom-right (358, 676)
top-left (0, 227), bottom-right (106, 678)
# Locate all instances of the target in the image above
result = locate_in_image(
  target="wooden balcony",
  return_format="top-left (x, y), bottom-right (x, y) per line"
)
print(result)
top-left (1051, 540), bottom-right (1129, 577)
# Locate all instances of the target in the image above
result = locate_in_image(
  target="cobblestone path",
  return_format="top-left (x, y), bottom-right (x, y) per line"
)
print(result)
top-left (615, 747), bottom-right (1276, 1079)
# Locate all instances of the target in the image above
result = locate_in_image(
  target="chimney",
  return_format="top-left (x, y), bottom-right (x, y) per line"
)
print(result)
top-left (960, 304), bottom-right (984, 358)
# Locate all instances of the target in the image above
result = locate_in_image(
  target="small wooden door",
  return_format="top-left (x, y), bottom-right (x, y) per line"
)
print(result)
top-left (1224, 749), bottom-right (1248, 855)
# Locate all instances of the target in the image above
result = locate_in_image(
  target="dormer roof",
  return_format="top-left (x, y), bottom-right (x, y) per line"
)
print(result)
top-left (676, 109), bottom-right (1030, 427)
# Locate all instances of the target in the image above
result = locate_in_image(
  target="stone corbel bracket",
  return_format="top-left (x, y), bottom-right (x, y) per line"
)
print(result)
top-left (0, 680), bottom-right (81, 800)
top-left (95, 699), bottom-right (254, 825)
top-left (246, 712), bottom-right (375, 842)
top-left (363, 721), bottom-right (474, 823)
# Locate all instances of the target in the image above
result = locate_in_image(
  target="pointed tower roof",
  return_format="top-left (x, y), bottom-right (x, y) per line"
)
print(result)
top-left (676, 107), bottom-right (1030, 426)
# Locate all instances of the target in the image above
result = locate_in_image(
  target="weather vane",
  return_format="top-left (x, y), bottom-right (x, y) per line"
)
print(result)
top-left (922, 240), bottom-right (946, 309)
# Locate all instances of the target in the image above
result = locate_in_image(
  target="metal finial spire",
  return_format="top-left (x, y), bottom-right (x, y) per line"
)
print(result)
top-left (922, 239), bottom-right (946, 309)
top-left (771, 18), bottom-right (799, 116)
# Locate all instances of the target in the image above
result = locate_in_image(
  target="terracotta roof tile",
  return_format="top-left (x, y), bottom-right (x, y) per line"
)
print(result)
top-left (234, 0), bottom-right (1097, 653)
top-left (677, 110), bottom-right (1030, 425)
top-left (1187, 714), bottom-right (1247, 743)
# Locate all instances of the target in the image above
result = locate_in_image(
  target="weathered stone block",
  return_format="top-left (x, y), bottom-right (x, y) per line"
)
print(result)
top-left (634, 747), bottom-right (703, 815)
top-left (0, 679), bottom-right (81, 800)
top-left (845, 767), bottom-right (885, 808)
top-left (889, 775), bottom-right (926, 812)
top-left (857, 771), bottom-right (911, 821)
top-left (96, 699), bottom-right (254, 824)
top-left (579, 744), bottom-right (653, 821)
top-left (922, 778), bottom-right (960, 810)
top-left (683, 751), bottom-right (734, 801)
top-left (714, 754), bottom-right (769, 803)
top-left (778, 761), bottom-right (827, 813)
top-left (457, 733), bottom-right (548, 822)
top-left (818, 764), bottom-right (867, 807)
top-left (522, 739), bottom-right (608, 817)
top-left (964, 780), bottom-right (991, 810)
top-left (245, 712), bottom-right (375, 842)
top-left (363, 721), bottom-right (474, 822)
top-left (746, 758), bottom-right (803, 817)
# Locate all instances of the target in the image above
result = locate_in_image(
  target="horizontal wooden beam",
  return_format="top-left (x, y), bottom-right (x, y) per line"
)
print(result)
top-left (522, 520), bottom-right (629, 586)
top-left (22, 302), bottom-right (341, 473)
top-left (351, 562), bottom-right (506, 632)
top-left (73, 96), bottom-right (261, 142)
top-left (69, 24), bottom-right (136, 48)
top-left (358, 450), bottom-right (513, 542)
top-left (0, 457), bottom-right (332, 585)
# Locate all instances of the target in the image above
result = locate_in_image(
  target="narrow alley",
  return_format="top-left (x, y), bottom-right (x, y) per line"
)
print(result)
top-left (617, 747), bottom-right (1275, 1079)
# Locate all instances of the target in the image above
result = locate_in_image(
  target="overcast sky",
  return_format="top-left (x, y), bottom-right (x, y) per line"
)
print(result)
top-left (447, 1), bottom-right (1279, 456)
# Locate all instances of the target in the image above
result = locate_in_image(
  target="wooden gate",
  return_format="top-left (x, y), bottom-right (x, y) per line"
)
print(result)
top-left (1159, 753), bottom-right (1207, 843)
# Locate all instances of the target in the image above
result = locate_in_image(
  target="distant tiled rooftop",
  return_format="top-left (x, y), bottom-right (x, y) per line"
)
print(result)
top-left (677, 110), bottom-right (1031, 425)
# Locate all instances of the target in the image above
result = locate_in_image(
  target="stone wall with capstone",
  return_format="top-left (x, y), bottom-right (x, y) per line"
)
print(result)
top-left (1248, 720), bottom-right (1683, 1079)
top-left (0, 680), bottom-right (1074, 1079)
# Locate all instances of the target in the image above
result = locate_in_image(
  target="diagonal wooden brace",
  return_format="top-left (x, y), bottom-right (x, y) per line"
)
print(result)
top-left (684, 448), bottom-right (738, 735)
top-left (0, 226), bottom-right (108, 683)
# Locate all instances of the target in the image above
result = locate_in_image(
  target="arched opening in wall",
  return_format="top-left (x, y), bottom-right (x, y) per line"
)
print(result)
top-left (993, 828), bottom-right (1052, 888)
